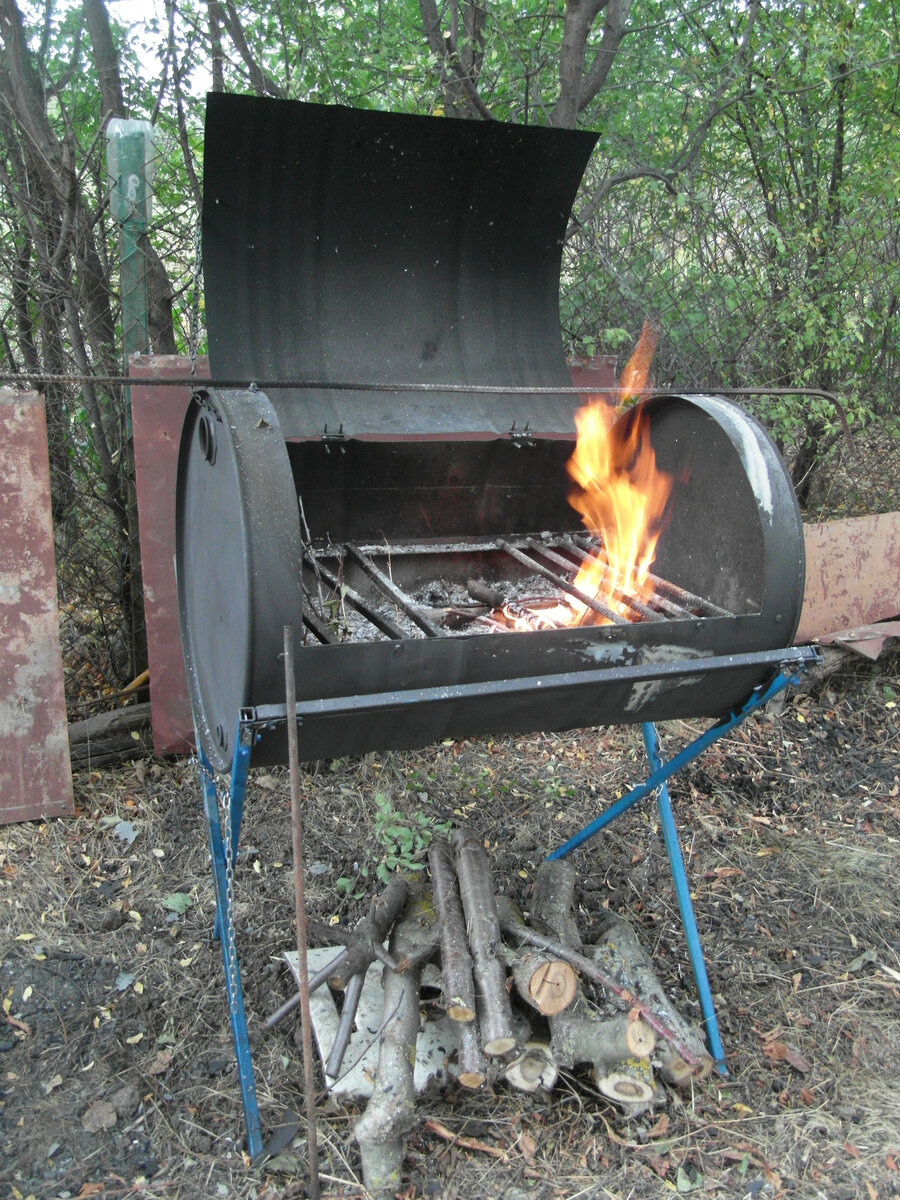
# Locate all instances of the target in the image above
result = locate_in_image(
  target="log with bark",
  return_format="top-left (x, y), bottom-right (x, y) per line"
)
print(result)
top-left (501, 944), bottom-right (577, 1016)
top-left (591, 914), bottom-right (714, 1085)
top-left (451, 829), bottom-right (516, 1057)
top-left (428, 839), bottom-right (477, 1023)
top-left (68, 701), bottom-right (153, 769)
top-left (527, 860), bottom-right (659, 1110)
top-left (354, 894), bottom-right (436, 1196)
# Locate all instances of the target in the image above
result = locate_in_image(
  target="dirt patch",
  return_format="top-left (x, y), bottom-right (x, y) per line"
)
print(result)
top-left (2, 652), bottom-right (899, 1199)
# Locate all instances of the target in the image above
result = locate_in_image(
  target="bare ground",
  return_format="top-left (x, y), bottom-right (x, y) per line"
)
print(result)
top-left (2, 651), bottom-right (899, 1200)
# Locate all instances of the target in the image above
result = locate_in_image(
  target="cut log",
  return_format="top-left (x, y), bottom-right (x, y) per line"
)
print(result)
top-left (456, 1016), bottom-right (488, 1090)
top-left (549, 1006), bottom-right (655, 1069)
top-left (495, 894), bottom-right (703, 1071)
top-left (503, 1041), bottom-right (558, 1093)
top-left (501, 945), bottom-right (577, 1016)
top-left (428, 839), bottom-right (477, 1022)
top-left (591, 914), bottom-right (713, 1084)
top-left (595, 1056), bottom-right (656, 1107)
top-left (528, 859), bottom-right (659, 1111)
top-left (354, 895), bottom-right (435, 1196)
top-left (451, 829), bottom-right (516, 1057)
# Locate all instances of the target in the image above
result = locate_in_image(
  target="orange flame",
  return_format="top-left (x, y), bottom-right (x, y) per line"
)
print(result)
top-left (565, 322), bottom-right (672, 622)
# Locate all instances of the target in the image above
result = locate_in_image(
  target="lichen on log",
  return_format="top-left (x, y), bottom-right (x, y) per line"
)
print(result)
top-left (354, 894), bottom-right (435, 1196)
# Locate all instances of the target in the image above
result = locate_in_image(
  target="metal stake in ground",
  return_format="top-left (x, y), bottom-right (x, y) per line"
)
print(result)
top-left (283, 626), bottom-right (320, 1200)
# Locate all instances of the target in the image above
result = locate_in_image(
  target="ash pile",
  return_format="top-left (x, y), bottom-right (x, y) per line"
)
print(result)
top-left (284, 832), bottom-right (714, 1196)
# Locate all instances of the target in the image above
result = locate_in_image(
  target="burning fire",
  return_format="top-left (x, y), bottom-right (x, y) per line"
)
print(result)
top-left (566, 321), bottom-right (672, 623)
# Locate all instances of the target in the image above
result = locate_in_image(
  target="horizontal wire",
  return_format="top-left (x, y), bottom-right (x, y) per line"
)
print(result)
top-left (0, 371), bottom-right (845, 406)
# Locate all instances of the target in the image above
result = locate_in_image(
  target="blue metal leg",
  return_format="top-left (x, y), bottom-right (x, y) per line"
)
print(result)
top-left (547, 669), bottom-right (799, 861)
top-left (642, 722), bottom-right (727, 1073)
top-left (198, 729), bottom-right (263, 1160)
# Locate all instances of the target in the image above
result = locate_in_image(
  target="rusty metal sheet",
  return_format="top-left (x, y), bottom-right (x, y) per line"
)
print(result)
top-left (130, 356), bottom-right (209, 755)
top-left (794, 512), bottom-right (900, 643)
top-left (0, 391), bottom-right (73, 825)
top-left (567, 354), bottom-right (618, 396)
top-left (816, 621), bottom-right (900, 660)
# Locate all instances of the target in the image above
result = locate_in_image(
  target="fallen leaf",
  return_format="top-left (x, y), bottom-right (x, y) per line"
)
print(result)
top-left (518, 1131), bottom-right (537, 1161)
top-left (161, 893), bottom-right (193, 915)
top-left (76, 1182), bottom-right (106, 1197)
top-left (148, 1048), bottom-right (173, 1076)
top-left (646, 1113), bottom-right (670, 1139)
top-left (113, 820), bottom-right (139, 845)
top-left (42, 1074), bottom-right (63, 1095)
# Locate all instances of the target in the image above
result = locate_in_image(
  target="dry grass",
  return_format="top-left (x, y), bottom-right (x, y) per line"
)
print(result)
top-left (2, 652), bottom-right (899, 1199)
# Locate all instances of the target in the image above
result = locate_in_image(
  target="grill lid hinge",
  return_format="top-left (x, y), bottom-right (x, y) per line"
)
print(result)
top-left (508, 421), bottom-right (534, 448)
top-left (322, 423), bottom-right (346, 453)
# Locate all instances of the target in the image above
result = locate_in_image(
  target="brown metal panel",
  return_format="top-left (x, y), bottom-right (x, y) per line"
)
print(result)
top-left (567, 355), bottom-right (618, 395)
top-left (795, 512), bottom-right (900, 642)
top-left (130, 356), bottom-right (209, 755)
top-left (0, 391), bottom-right (73, 824)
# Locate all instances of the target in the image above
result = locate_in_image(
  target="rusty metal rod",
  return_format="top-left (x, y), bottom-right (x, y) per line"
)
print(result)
top-left (344, 543), bottom-right (441, 637)
top-left (526, 537), bottom-right (665, 623)
top-left (0, 370), bottom-right (853, 417)
top-left (570, 536), bottom-right (732, 618)
top-left (496, 539), bottom-right (627, 625)
top-left (303, 554), bottom-right (408, 640)
top-left (283, 626), bottom-right (320, 1200)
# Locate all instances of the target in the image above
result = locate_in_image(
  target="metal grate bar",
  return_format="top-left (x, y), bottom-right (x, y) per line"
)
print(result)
top-left (569, 536), bottom-right (733, 619)
top-left (303, 555), bottom-right (408, 640)
top-left (526, 537), bottom-right (666, 623)
top-left (345, 544), bottom-right (441, 637)
top-left (496, 539), bottom-right (627, 625)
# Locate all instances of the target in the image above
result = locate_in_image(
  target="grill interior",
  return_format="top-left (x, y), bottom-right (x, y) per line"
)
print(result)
top-left (299, 534), bottom-right (737, 647)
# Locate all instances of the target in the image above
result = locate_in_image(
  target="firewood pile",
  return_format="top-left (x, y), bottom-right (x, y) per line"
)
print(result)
top-left (305, 830), bottom-right (715, 1196)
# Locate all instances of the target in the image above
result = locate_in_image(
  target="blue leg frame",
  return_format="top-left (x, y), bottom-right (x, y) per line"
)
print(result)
top-left (198, 724), bottom-right (263, 1160)
top-left (547, 666), bottom-right (807, 1071)
top-left (200, 657), bottom-right (815, 1152)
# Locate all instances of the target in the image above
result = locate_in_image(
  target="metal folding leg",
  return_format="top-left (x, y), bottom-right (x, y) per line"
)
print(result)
top-left (198, 725), bottom-right (263, 1159)
top-left (547, 665), bottom-right (810, 1071)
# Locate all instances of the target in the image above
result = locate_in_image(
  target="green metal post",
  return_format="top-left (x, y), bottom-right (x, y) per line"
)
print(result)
top-left (106, 120), bottom-right (155, 678)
